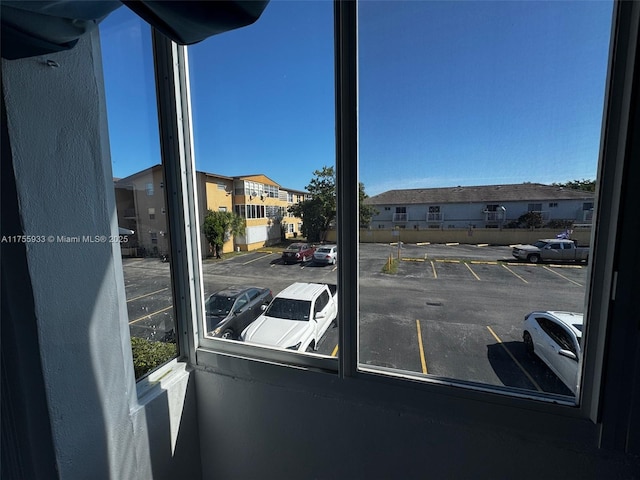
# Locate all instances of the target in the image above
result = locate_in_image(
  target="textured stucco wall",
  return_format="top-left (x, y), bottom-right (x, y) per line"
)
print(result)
top-left (3, 30), bottom-right (200, 480)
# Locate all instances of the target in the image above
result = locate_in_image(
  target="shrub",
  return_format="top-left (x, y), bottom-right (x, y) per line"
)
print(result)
top-left (130, 336), bottom-right (177, 379)
top-left (545, 219), bottom-right (574, 229)
top-left (382, 256), bottom-right (399, 274)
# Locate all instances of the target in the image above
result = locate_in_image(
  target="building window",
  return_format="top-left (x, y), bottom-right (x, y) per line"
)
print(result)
top-left (528, 203), bottom-right (543, 212)
top-left (218, 206), bottom-right (227, 212)
top-left (101, 9), bottom-right (177, 380)
top-left (393, 206), bottom-right (407, 222)
top-left (234, 205), bottom-right (246, 218)
top-left (549, 202), bottom-right (558, 208)
top-left (357, 0), bottom-right (612, 403)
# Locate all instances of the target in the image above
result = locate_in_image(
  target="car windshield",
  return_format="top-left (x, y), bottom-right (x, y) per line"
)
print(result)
top-left (532, 241), bottom-right (548, 248)
top-left (286, 245), bottom-right (301, 251)
top-left (264, 298), bottom-right (311, 321)
top-left (573, 323), bottom-right (583, 333)
top-left (205, 295), bottom-right (236, 315)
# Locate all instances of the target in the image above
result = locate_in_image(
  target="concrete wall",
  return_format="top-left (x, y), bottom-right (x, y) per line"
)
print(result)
top-left (325, 228), bottom-right (592, 246)
top-left (194, 357), bottom-right (636, 480)
top-left (2, 31), bottom-right (200, 480)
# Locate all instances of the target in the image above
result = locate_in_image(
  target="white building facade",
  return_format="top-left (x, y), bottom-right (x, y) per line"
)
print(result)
top-left (366, 183), bottom-right (594, 230)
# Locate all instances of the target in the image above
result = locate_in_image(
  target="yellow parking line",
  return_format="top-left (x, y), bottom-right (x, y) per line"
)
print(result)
top-left (416, 320), bottom-right (428, 374)
top-left (430, 260), bottom-right (437, 279)
top-left (127, 287), bottom-right (169, 303)
top-left (501, 264), bottom-right (528, 284)
top-left (469, 260), bottom-right (497, 265)
top-left (129, 306), bottom-right (173, 325)
top-left (476, 243), bottom-right (489, 247)
top-left (445, 242), bottom-right (459, 246)
top-left (242, 253), bottom-right (274, 265)
top-left (464, 262), bottom-right (481, 281)
top-left (436, 259), bottom-right (460, 263)
top-left (486, 326), bottom-right (542, 392)
top-left (331, 344), bottom-right (339, 357)
top-left (542, 266), bottom-right (583, 286)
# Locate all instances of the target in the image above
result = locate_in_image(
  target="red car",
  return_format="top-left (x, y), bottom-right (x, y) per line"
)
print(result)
top-left (281, 243), bottom-right (316, 264)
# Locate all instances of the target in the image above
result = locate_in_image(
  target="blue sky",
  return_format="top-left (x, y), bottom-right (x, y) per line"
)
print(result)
top-left (101, 0), bottom-right (612, 196)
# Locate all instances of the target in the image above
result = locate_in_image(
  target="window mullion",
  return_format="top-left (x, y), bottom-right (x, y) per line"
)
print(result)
top-left (335, 0), bottom-right (358, 379)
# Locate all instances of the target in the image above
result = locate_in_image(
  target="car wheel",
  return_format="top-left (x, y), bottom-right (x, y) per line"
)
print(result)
top-left (523, 331), bottom-right (534, 355)
top-left (528, 254), bottom-right (540, 264)
top-left (221, 329), bottom-right (234, 340)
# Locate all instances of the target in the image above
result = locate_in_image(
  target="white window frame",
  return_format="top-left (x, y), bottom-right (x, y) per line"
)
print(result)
top-left (151, 0), bottom-right (640, 450)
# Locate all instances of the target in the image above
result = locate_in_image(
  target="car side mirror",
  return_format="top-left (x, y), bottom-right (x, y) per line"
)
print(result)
top-left (261, 304), bottom-right (267, 311)
top-left (558, 349), bottom-right (577, 361)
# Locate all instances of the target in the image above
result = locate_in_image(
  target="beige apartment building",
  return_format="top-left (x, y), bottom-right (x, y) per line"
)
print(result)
top-left (114, 166), bottom-right (170, 258)
top-left (115, 166), bottom-right (306, 257)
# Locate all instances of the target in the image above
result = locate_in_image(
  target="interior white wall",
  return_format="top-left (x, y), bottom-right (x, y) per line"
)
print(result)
top-left (2, 31), bottom-right (200, 480)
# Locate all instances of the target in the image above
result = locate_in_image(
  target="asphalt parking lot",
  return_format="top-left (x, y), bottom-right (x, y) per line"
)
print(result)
top-left (123, 242), bottom-right (588, 398)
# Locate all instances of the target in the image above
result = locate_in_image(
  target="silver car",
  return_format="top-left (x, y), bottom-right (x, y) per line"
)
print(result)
top-left (523, 310), bottom-right (583, 395)
top-left (312, 245), bottom-right (337, 265)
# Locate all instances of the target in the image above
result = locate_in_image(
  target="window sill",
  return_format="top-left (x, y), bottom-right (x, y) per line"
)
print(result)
top-left (136, 358), bottom-right (192, 403)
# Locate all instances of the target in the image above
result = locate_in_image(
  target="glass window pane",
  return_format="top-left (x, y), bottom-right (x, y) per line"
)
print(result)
top-left (188, 1), bottom-right (337, 356)
top-left (358, 1), bottom-right (612, 401)
top-left (100, 8), bottom-right (178, 379)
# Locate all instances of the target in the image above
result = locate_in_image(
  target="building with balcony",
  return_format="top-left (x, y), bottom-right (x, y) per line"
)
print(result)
top-left (366, 183), bottom-right (595, 230)
top-left (116, 167), bottom-right (306, 257)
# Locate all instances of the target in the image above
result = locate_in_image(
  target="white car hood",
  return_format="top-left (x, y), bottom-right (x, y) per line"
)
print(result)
top-left (242, 315), bottom-right (310, 349)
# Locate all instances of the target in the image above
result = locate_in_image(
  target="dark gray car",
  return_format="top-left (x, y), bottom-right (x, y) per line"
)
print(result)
top-left (205, 286), bottom-right (273, 339)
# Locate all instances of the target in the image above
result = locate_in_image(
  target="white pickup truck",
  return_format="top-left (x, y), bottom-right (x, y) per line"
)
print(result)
top-left (512, 239), bottom-right (589, 264)
top-left (240, 282), bottom-right (338, 352)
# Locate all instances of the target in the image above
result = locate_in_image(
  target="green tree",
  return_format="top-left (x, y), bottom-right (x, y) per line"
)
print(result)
top-left (288, 166), bottom-right (376, 242)
top-left (202, 210), bottom-right (245, 258)
top-left (552, 179), bottom-right (596, 192)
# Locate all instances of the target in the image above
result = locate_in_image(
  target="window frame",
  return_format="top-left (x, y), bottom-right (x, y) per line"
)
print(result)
top-left (152, 0), bottom-right (639, 432)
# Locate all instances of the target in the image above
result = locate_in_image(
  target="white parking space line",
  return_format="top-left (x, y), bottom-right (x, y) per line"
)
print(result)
top-left (126, 287), bottom-right (169, 303)
top-left (129, 305), bottom-right (173, 325)
top-left (501, 264), bottom-right (529, 284)
top-left (542, 266), bottom-right (583, 287)
top-left (242, 253), bottom-right (275, 265)
top-left (464, 262), bottom-right (481, 281)
top-left (486, 326), bottom-right (542, 392)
